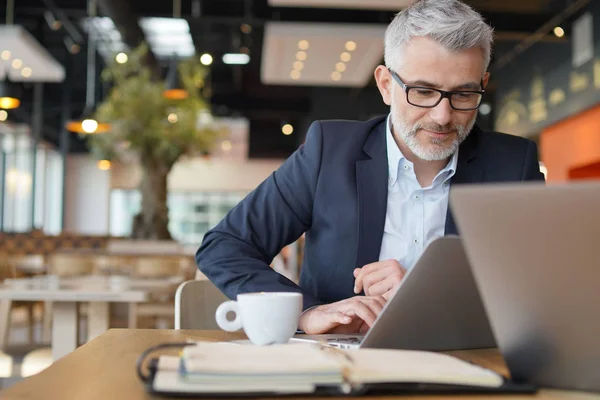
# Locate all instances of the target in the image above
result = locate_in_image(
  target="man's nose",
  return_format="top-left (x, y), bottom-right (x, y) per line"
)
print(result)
top-left (428, 98), bottom-right (453, 127)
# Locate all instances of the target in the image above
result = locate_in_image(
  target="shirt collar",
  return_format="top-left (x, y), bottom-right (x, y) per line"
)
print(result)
top-left (385, 113), bottom-right (458, 187)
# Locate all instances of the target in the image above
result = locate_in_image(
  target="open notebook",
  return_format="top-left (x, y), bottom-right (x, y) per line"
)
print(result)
top-left (140, 342), bottom-right (536, 397)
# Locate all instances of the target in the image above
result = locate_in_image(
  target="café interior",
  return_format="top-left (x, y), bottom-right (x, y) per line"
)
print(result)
top-left (0, 0), bottom-right (599, 396)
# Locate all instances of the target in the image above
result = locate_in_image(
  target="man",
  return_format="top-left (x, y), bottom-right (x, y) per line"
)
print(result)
top-left (197, 0), bottom-right (545, 335)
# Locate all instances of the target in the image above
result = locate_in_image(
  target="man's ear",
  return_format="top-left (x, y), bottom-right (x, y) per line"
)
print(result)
top-left (374, 65), bottom-right (393, 106)
top-left (482, 72), bottom-right (490, 89)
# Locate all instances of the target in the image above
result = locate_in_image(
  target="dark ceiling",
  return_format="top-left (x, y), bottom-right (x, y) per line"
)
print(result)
top-left (1, 0), bottom-right (580, 158)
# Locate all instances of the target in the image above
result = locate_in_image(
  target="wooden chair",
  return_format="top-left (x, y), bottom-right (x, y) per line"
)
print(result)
top-left (174, 279), bottom-right (228, 330)
top-left (127, 256), bottom-right (185, 329)
top-left (0, 255), bottom-right (39, 346)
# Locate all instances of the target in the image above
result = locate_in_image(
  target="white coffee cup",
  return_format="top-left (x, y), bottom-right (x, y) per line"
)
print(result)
top-left (215, 292), bottom-right (302, 345)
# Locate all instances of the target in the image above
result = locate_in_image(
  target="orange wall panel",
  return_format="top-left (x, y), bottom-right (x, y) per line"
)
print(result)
top-left (540, 103), bottom-right (600, 182)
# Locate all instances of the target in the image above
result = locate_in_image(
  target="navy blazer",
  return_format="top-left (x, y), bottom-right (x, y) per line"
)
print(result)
top-left (197, 116), bottom-right (545, 310)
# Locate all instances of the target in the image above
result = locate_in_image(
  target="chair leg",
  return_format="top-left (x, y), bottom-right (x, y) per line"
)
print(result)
top-left (42, 301), bottom-right (53, 343)
top-left (27, 303), bottom-right (35, 344)
top-left (0, 300), bottom-right (12, 349)
top-left (127, 303), bottom-right (137, 329)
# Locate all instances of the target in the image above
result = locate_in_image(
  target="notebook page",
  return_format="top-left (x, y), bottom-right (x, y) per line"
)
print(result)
top-left (346, 348), bottom-right (503, 387)
top-left (182, 342), bottom-right (341, 376)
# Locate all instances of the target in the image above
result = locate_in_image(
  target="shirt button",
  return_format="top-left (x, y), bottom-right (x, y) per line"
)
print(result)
top-left (415, 195), bottom-right (420, 200)
top-left (413, 238), bottom-right (419, 244)
top-left (403, 165), bottom-right (409, 170)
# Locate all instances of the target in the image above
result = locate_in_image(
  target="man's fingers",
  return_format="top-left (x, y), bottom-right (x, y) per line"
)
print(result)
top-left (354, 269), bottom-right (365, 294)
top-left (331, 312), bottom-right (352, 325)
top-left (362, 265), bottom-right (404, 296)
top-left (367, 277), bottom-right (398, 298)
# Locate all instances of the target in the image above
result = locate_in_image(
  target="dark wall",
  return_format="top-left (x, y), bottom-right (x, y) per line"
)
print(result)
top-left (494, 2), bottom-right (600, 136)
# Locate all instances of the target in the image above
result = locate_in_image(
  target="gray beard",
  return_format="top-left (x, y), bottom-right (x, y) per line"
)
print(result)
top-left (391, 109), bottom-right (476, 161)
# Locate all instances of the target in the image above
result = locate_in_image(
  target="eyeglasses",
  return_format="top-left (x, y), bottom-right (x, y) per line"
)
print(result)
top-left (388, 68), bottom-right (485, 111)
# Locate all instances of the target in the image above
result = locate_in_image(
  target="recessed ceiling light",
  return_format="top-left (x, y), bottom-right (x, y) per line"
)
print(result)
top-left (200, 53), bottom-right (213, 65)
top-left (223, 53), bottom-right (250, 65)
top-left (553, 26), bottom-right (565, 38)
top-left (97, 160), bottom-right (111, 171)
top-left (1, 51), bottom-right (10, 60)
top-left (12, 59), bottom-right (22, 69)
top-left (168, 113), bottom-right (178, 123)
top-left (21, 67), bottom-right (32, 78)
top-left (115, 52), bottom-right (128, 64)
top-left (221, 140), bottom-right (233, 152)
top-left (293, 61), bottom-right (304, 71)
top-left (0, 110), bottom-right (7, 121)
top-left (296, 51), bottom-right (307, 61)
top-left (336, 62), bottom-right (346, 72)
top-left (282, 124), bottom-right (293, 135)
top-left (298, 40), bottom-right (309, 50)
top-left (340, 52), bottom-right (351, 62)
top-left (331, 71), bottom-right (342, 81)
top-left (290, 70), bottom-right (301, 80)
top-left (345, 41), bottom-right (357, 51)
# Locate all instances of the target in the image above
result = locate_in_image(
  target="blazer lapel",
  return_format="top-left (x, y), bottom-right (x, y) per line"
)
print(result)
top-left (355, 120), bottom-right (388, 268)
top-left (445, 126), bottom-right (484, 235)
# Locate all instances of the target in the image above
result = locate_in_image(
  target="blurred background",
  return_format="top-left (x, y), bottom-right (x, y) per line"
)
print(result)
top-left (0, 0), bottom-right (598, 388)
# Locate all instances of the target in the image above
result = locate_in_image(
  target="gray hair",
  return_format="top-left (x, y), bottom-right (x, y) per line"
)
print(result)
top-left (384, 0), bottom-right (494, 72)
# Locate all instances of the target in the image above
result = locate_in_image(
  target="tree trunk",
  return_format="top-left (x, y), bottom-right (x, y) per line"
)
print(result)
top-left (131, 158), bottom-right (173, 240)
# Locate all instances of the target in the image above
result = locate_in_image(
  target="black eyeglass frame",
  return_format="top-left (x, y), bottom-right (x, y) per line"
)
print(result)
top-left (388, 68), bottom-right (485, 111)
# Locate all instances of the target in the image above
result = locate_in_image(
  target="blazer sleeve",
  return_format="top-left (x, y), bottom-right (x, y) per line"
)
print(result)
top-left (196, 121), bottom-right (325, 310)
top-left (522, 141), bottom-right (546, 182)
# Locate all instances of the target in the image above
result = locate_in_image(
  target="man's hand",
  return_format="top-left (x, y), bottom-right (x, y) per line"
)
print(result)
top-left (353, 259), bottom-right (407, 300)
top-left (298, 296), bottom-right (387, 334)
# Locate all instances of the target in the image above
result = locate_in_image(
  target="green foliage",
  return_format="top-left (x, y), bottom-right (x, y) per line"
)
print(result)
top-left (87, 44), bottom-right (222, 169)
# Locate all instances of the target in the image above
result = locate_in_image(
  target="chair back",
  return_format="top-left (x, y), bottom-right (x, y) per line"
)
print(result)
top-left (174, 280), bottom-right (228, 330)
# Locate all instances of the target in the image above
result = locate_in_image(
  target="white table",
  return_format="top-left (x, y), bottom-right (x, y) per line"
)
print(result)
top-left (0, 276), bottom-right (155, 360)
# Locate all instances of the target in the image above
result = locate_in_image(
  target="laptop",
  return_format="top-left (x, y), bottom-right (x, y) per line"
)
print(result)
top-left (450, 182), bottom-right (600, 393)
top-left (294, 236), bottom-right (497, 351)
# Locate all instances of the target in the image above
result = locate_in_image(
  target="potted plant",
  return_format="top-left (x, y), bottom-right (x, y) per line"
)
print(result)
top-left (87, 45), bottom-right (223, 240)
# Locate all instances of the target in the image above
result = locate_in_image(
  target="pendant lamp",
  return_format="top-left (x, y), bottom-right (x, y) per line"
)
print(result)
top-left (66, 0), bottom-right (110, 134)
top-left (0, 78), bottom-right (21, 109)
top-left (163, 55), bottom-right (188, 100)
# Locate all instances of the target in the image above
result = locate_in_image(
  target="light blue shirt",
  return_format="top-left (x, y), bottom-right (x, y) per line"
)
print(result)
top-left (378, 115), bottom-right (458, 270)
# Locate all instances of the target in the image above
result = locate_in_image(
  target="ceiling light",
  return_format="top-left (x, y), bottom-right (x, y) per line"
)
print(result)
top-left (345, 41), bottom-right (357, 51)
top-left (340, 52), bottom-right (351, 62)
top-left (168, 113), bottom-right (179, 123)
top-left (221, 140), bottom-right (233, 152)
top-left (331, 71), bottom-right (342, 81)
top-left (282, 124), bottom-right (293, 135)
top-left (21, 67), bottom-right (32, 78)
top-left (0, 80), bottom-right (21, 109)
top-left (222, 53), bottom-right (250, 65)
top-left (97, 160), bottom-right (111, 171)
top-left (479, 103), bottom-right (492, 116)
top-left (336, 62), bottom-right (346, 72)
top-left (553, 26), bottom-right (565, 38)
top-left (293, 61), bottom-right (304, 71)
top-left (115, 52), bottom-right (128, 64)
top-left (163, 57), bottom-right (188, 100)
top-left (82, 119), bottom-right (99, 134)
top-left (0, 110), bottom-right (7, 121)
top-left (290, 70), bottom-right (301, 80)
top-left (298, 40), bottom-right (309, 50)
top-left (200, 53), bottom-right (213, 65)
top-left (11, 59), bottom-right (22, 69)
top-left (1, 51), bottom-right (10, 60)
top-left (296, 51), bottom-right (307, 61)
top-left (240, 24), bottom-right (252, 34)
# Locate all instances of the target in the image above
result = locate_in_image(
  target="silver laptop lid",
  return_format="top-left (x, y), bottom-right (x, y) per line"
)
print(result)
top-left (361, 236), bottom-right (496, 351)
top-left (450, 182), bottom-right (600, 392)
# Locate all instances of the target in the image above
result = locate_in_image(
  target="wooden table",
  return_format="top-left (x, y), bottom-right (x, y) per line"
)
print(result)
top-left (2, 329), bottom-right (599, 400)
